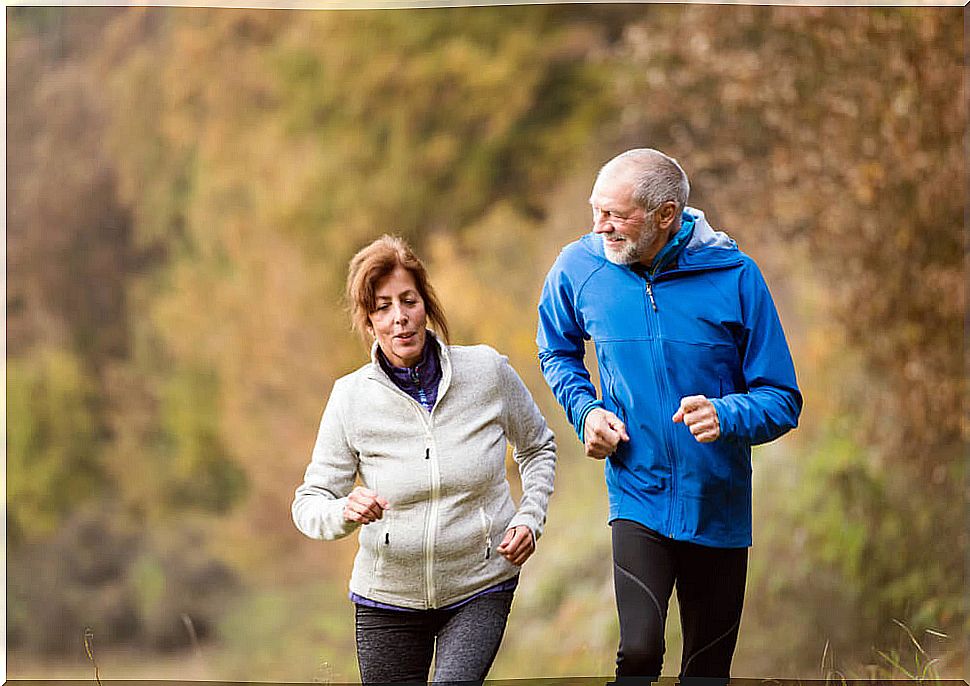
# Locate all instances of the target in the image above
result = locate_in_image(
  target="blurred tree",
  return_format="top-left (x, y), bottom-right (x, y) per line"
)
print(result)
top-left (7, 349), bottom-right (105, 545)
top-left (6, 4), bottom-right (963, 674)
top-left (7, 6), bottom-right (248, 653)
top-left (7, 6), bottom-right (135, 366)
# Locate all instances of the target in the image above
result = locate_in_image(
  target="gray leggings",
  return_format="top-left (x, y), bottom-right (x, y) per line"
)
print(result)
top-left (354, 590), bottom-right (514, 684)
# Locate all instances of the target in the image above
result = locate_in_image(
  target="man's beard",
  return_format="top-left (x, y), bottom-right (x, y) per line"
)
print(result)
top-left (602, 222), bottom-right (660, 266)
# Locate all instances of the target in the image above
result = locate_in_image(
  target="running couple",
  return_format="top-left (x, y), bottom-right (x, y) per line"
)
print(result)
top-left (292, 148), bottom-right (803, 683)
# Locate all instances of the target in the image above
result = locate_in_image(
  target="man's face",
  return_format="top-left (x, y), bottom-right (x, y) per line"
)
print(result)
top-left (589, 172), bottom-right (662, 266)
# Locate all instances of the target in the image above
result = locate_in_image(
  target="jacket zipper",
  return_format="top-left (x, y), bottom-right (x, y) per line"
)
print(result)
top-left (642, 274), bottom-right (678, 534)
top-left (375, 390), bottom-right (439, 606)
top-left (645, 281), bottom-right (658, 312)
top-left (632, 259), bottom-right (743, 535)
top-left (366, 347), bottom-right (452, 610)
top-left (423, 431), bottom-right (439, 607)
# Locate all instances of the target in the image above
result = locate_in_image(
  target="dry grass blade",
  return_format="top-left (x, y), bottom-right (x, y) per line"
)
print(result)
top-left (83, 627), bottom-right (103, 686)
top-left (892, 618), bottom-right (926, 656)
top-left (876, 648), bottom-right (916, 680)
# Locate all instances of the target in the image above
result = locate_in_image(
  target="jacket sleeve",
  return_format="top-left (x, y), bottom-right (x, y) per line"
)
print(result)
top-left (291, 379), bottom-right (362, 540)
top-left (536, 257), bottom-right (603, 442)
top-left (497, 355), bottom-right (558, 541)
top-left (709, 260), bottom-right (803, 445)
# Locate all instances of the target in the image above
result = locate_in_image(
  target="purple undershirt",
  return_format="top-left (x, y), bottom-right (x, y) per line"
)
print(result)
top-left (349, 576), bottom-right (518, 612)
top-left (377, 331), bottom-right (441, 412)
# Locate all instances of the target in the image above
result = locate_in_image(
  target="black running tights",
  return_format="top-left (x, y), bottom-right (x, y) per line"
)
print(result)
top-left (611, 518), bottom-right (748, 682)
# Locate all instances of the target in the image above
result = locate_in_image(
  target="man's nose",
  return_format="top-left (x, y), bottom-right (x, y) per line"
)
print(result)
top-left (592, 215), bottom-right (612, 233)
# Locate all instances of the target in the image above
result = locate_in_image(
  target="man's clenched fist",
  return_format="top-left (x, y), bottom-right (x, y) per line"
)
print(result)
top-left (672, 395), bottom-right (721, 443)
top-left (583, 408), bottom-right (630, 459)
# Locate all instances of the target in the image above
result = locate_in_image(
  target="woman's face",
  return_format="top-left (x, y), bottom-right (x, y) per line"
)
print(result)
top-left (368, 265), bottom-right (428, 368)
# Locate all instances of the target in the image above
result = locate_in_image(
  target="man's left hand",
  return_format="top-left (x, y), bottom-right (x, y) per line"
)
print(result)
top-left (672, 395), bottom-right (721, 443)
top-left (497, 525), bottom-right (535, 566)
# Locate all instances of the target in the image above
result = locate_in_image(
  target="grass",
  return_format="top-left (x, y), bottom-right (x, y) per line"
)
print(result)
top-left (820, 620), bottom-right (953, 684)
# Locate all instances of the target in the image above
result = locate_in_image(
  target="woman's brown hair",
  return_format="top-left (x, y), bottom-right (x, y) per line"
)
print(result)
top-left (346, 234), bottom-right (451, 344)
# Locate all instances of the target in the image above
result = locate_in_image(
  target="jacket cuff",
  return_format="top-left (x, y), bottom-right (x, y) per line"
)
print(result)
top-left (576, 399), bottom-right (605, 443)
top-left (507, 513), bottom-right (542, 541)
top-left (316, 497), bottom-right (362, 540)
top-left (709, 397), bottom-right (735, 439)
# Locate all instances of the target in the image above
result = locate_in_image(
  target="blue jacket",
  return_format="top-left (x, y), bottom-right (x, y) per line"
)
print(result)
top-left (536, 208), bottom-right (802, 547)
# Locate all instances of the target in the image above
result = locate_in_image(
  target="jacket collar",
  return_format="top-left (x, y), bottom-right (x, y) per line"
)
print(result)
top-left (644, 212), bottom-right (695, 277)
top-left (581, 206), bottom-right (741, 273)
top-left (367, 331), bottom-right (454, 408)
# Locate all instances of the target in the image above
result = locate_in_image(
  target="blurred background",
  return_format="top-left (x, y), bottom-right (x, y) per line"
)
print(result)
top-left (5, 4), bottom-right (966, 681)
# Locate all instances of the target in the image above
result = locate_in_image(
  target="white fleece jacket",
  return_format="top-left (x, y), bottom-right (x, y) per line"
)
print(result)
top-left (292, 338), bottom-right (557, 610)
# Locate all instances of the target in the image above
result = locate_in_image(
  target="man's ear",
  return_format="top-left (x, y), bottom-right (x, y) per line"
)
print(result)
top-left (658, 201), bottom-right (678, 231)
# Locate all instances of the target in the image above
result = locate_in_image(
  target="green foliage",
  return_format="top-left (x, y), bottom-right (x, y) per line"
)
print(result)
top-left (129, 524), bottom-right (240, 650)
top-left (7, 507), bottom-right (138, 653)
top-left (5, 4), bottom-right (964, 678)
top-left (157, 367), bottom-right (247, 513)
top-left (8, 508), bottom-right (239, 653)
top-left (874, 621), bottom-right (949, 681)
top-left (7, 349), bottom-right (106, 544)
top-left (266, 8), bottom-right (614, 257)
top-left (213, 582), bottom-right (357, 681)
top-left (799, 427), bottom-right (883, 583)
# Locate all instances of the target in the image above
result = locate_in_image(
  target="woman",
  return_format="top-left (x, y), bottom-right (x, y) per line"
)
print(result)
top-left (292, 235), bottom-right (557, 683)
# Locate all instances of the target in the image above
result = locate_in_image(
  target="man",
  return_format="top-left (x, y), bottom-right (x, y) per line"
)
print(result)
top-left (536, 148), bottom-right (802, 680)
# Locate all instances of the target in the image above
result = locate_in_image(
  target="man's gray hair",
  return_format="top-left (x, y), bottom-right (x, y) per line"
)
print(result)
top-left (599, 148), bottom-right (690, 216)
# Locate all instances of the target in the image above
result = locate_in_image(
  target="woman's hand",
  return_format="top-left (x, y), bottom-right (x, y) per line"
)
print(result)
top-left (343, 486), bottom-right (390, 524)
top-left (497, 525), bottom-right (535, 566)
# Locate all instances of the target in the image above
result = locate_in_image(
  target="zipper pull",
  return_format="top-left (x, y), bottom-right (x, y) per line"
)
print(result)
top-left (425, 448), bottom-right (430, 460)
top-left (385, 532), bottom-right (389, 545)
top-left (485, 547), bottom-right (491, 560)
top-left (646, 281), bottom-right (658, 311)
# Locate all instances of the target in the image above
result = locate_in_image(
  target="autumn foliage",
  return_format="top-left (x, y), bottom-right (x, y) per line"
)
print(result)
top-left (6, 5), bottom-right (964, 678)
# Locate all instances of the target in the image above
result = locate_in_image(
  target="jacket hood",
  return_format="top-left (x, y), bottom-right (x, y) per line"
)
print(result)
top-left (580, 206), bottom-right (740, 271)
top-left (678, 207), bottom-right (740, 270)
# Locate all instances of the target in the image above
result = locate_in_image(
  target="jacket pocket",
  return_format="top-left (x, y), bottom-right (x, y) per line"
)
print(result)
top-left (372, 521), bottom-right (390, 577)
top-left (605, 371), bottom-right (628, 426)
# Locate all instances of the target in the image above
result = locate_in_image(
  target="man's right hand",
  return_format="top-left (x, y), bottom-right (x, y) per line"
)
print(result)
top-left (343, 486), bottom-right (390, 524)
top-left (583, 408), bottom-right (630, 459)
